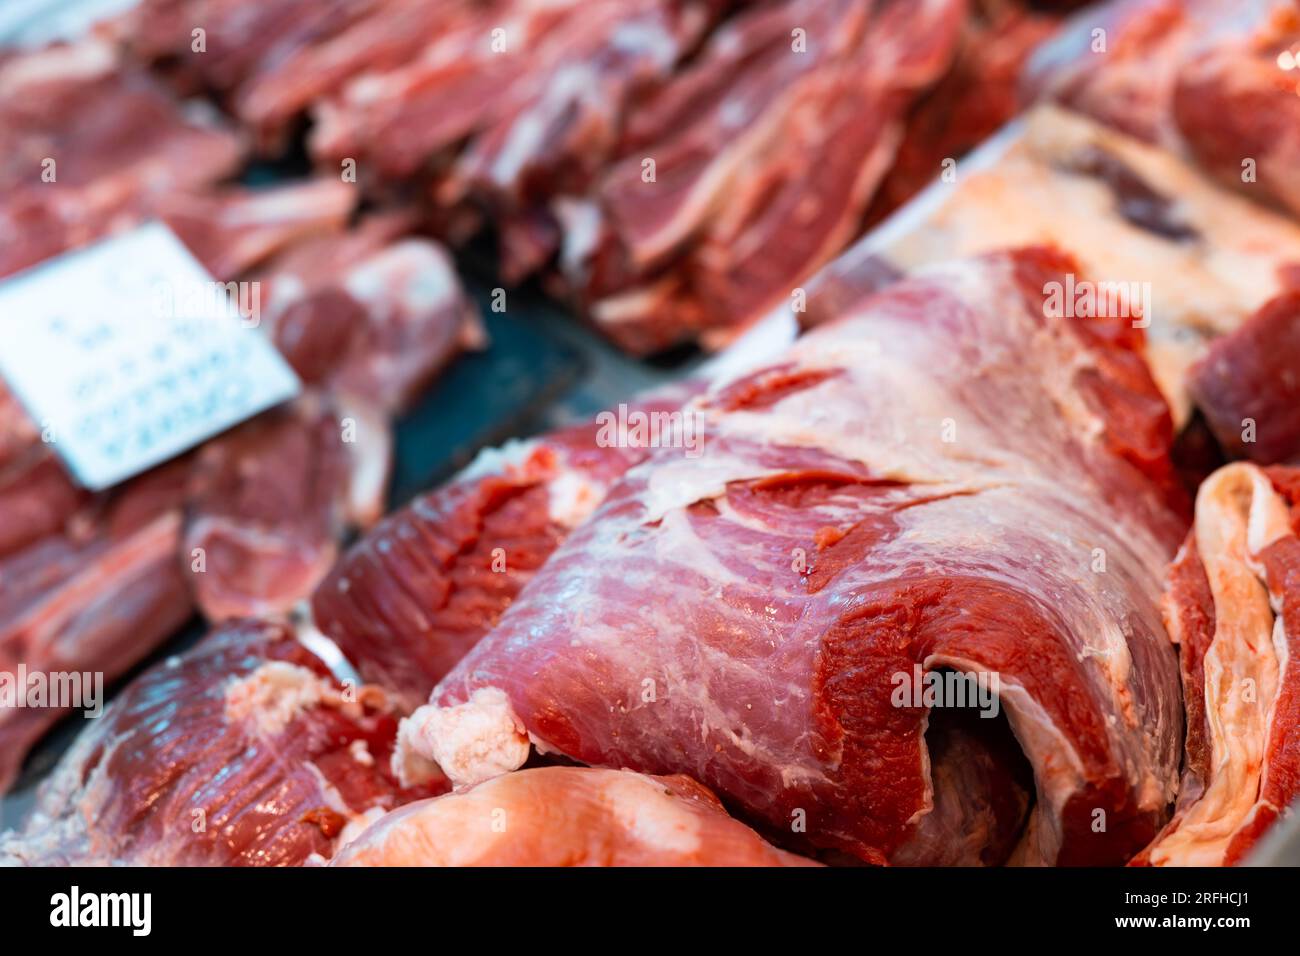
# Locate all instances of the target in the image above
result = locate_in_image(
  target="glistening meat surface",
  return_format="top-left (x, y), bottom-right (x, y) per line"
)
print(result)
top-left (312, 384), bottom-right (699, 708)
top-left (402, 248), bottom-right (1188, 865)
top-left (1, 620), bottom-right (438, 866)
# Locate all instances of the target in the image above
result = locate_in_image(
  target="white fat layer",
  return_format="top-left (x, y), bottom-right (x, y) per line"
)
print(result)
top-left (605, 773), bottom-right (702, 855)
top-left (545, 466), bottom-right (603, 528)
top-left (1149, 464), bottom-right (1285, 865)
top-left (223, 662), bottom-right (333, 736)
top-left (880, 105), bottom-right (1300, 427)
top-left (456, 438), bottom-right (540, 484)
top-left (0, 38), bottom-right (115, 94)
top-left (397, 687), bottom-right (530, 789)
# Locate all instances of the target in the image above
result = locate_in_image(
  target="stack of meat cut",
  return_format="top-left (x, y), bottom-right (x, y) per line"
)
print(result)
top-left (116, 0), bottom-right (1087, 354)
top-left (0, 38), bottom-right (480, 792)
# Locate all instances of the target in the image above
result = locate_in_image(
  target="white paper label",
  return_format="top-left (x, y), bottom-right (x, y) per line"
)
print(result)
top-left (0, 222), bottom-right (301, 490)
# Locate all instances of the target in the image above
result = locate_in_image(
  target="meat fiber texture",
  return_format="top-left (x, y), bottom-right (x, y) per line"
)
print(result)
top-left (864, 105), bottom-right (1300, 430)
top-left (862, 0), bottom-right (1064, 227)
top-left (1026, 0), bottom-right (1300, 222)
top-left (312, 382), bottom-right (702, 710)
top-left (306, 0), bottom-right (717, 184)
top-left (0, 620), bottom-right (439, 866)
top-left (1134, 464), bottom-right (1300, 865)
top-left (0, 36), bottom-right (245, 279)
top-left (554, 0), bottom-right (965, 354)
top-left (399, 247), bottom-right (1190, 866)
top-left (331, 766), bottom-right (818, 866)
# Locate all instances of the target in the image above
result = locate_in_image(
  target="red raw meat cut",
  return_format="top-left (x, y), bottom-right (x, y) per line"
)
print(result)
top-left (331, 766), bottom-right (818, 866)
top-left (184, 397), bottom-right (390, 622)
top-left (259, 226), bottom-right (483, 414)
top-left (559, 0), bottom-right (965, 353)
top-left (0, 619), bottom-right (439, 865)
top-left (0, 37), bottom-right (244, 279)
top-left (399, 248), bottom-right (1189, 866)
top-left (848, 102), bottom-right (1300, 432)
top-left (157, 178), bottom-right (359, 281)
top-left (1134, 463), bottom-right (1300, 865)
top-left (863, 0), bottom-right (1061, 226)
top-left (312, 384), bottom-right (699, 708)
top-left (0, 463), bottom-right (193, 793)
top-left (1027, 0), bottom-right (1300, 220)
top-left (1187, 291), bottom-right (1300, 466)
top-left (124, 0), bottom-right (382, 103)
top-left (232, 0), bottom-right (473, 142)
top-left (445, 0), bottom-right (718, 207)
top-left (310, 0), bottom-right (595, 177)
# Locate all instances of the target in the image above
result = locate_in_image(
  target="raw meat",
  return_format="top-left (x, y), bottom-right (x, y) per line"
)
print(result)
top-left (309, 0), bottom-right (710, 182)
top-left (124, 0), bottom-right (382, 104)
top-left (0, 37), bottom-right (243, 279)
top-left (560, 0), bottom-right (965, 353)
top-left (444, 0), bottom-right (718, 207)
top-left (233, 0), bottom-right (472, 142)
top-left (0, 463), bottom-right (193, 793)
top-left (258, 222), bottom-right (483, 413)
top-left (1027, 0), bottom-right (1300, 220)
top-left (0, 619), bottom-right (439, 865)
top-left (866, 105), bottom-right (1300, 428)
top-left (863, 0), bottom-right (1061, 226)
top-left (1187, 292), bottom-right (1300, 466)
top-left (157, 178), bottom-right (359, 281)
top-left (312, 385), bottom-right (699, 708)
top-left (331, 766), bottom-right (818, 866)
top-left (184, 396), bottom-right (390, 622)
top-left (1134, 463), bottom-right (1300, 865)
top-left (398, 248), bottom-right (1188, 865)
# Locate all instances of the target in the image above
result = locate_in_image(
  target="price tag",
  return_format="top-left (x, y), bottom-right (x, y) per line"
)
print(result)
top-left (0, 221), bottom-right (301, 490)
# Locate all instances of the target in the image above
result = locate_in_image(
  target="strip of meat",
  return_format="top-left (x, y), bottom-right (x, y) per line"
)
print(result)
top-left (312, 384), bottom-right (700, 708)
top-left (0, 37), bottom-right (244, 279)
top-left (397, 248), bottom-right (1187, 865)
top-left (863, 1), bottom-right (1061, 226)
top-left (0, 463), bottom-right (193, 793)
top-left (1026, 0), bottom-right (1300, 220)
top-left (563, 0), bottom-right (965, 353)
top-left (309, 0), bottom-right (591, 178)
top-left (1187, 291), bottom-right (1300, 466)
top-left (447, 0), bottom-right (718, 207)
top-left (233, 0), bottom-right (476, 142)
top-left (157, 178), bottom-right (359, 281)
top-left (1134, 463), bottom-right (1300, 865)
top-left (331, 766), bottom-right (818, 866)
top-left (124, 0), bottom-right (383, 103)
top-left (0, 619), bottom-right (440, 865)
